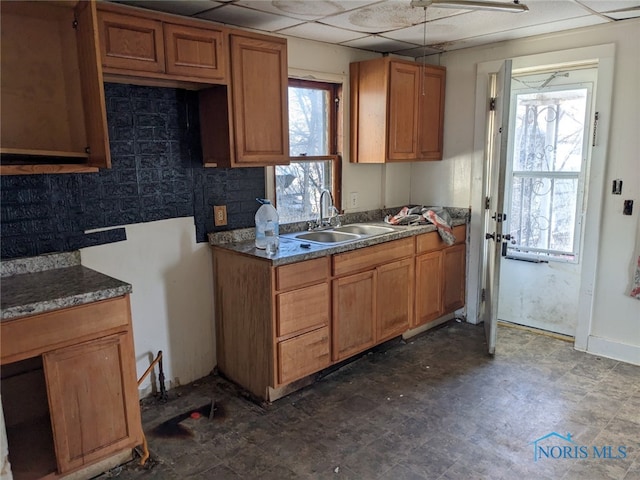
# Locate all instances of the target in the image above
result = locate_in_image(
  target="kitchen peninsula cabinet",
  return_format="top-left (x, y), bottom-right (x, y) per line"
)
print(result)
top-left (97, 3), bottom-right (227, 85)
top-left (0, 0), bottom-right (110, 174)
top-left (415, 225), bottom-right (466, 327)
top-left (1, 294), bottom-right (142, 479)
top-left (350, 57), bottom-right (446, 163)
top-left (199, 32), bottom-right (289, 167)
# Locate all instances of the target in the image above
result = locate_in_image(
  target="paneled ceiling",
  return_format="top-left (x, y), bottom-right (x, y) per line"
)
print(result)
top-left (115, 0), bottom-right (640, 56)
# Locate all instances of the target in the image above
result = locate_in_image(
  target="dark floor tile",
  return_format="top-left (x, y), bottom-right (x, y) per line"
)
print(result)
top-left (106, 322), bottom-right (640, 480)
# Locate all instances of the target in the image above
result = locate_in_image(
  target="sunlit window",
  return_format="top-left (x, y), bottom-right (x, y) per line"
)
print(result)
top-left (275, 79), bottom-right (340, 224)
top-left (506, 87), bottom-right (591, 262)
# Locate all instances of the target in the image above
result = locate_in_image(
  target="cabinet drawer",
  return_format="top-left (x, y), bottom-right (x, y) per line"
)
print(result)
top-left (164, 23), bottom-right (226, 81)
top-left (276, 257), bottom-right (329, 291)
top-left (277, 326), bottom-right (330, 385)
top-left (416, 225), bottom-right (466, 254)
top-left (1, 296), bottom-right (131, 364)
top-left (333, 237), bottom-right (414, 277)
top-left (276, 283), bottom-right (329, 338)
top-left (98, 10), bottom-right (165, 73)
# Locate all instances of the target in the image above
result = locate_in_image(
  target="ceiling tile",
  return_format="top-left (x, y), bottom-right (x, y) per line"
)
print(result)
top-left (195, 4), bottom-right (303, 31)
top-left (394, 45), bottom-right (443, 56)
top-left (279, 22), bottom-right (368, 43)
top-left (441, 14), bottom-right (608, 52)
top-left (578, 0), bottom-right (640, 13)
top-left (341, 35), bottom-right (417, 53)
top-left (235, 1), bottom-right (381, 21)
top-left (117, 0), bottom-right (221, 16)
top-left (322, 0), bottom-right (431, 33)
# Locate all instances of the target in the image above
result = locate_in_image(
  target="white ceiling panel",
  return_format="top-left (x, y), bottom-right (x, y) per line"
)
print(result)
top-left (235, 1), bottom-right (381, 21)
top-left (195, 3), bottom-right (303, 31)
top-left (118, 0), bottom-right (221, 16)
top-left (109, 0), bottom-right (639, 57)
top-left (321, 1), bottom-right (433, 33)
top-left (279, 22), bottom-right (367, 43)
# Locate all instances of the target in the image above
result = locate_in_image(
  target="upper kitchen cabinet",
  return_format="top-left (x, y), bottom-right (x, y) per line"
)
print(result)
top-left (199, 33), bottom-right (289, 167)
top-left (0, 0), bottom-right (110, 175)
top-left (97, 3), bottom-right (227, 86)
top-left (350, 57), bottom-right (446, 163)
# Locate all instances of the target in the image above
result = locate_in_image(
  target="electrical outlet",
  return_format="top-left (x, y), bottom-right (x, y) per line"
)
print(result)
top-left (349, 192), bottom-right (358, 209)
top-left (214, 205), bottom-right (227, 226)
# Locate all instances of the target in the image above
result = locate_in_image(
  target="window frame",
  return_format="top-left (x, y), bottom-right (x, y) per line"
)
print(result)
top-left (272, 78), bottom-right (342, 222)
top-left (504, 80), bottom-right (594, 264)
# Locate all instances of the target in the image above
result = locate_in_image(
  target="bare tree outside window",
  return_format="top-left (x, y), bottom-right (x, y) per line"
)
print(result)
top-left (507, 87), bottom-right (589, 261)
top-left (275, 80), bottom-right (340, 224)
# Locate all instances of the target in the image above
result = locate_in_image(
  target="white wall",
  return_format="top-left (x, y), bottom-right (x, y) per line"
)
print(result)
top-left (81, 218), bottom-right (215, 396)
top-left (410, 19), bottom-right (640, 364)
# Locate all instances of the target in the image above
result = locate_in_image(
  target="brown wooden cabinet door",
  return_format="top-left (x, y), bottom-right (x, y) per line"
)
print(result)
top-left (98, 10), bottom-right (165, 73)
top-left (43, 333), bottom-right (142, 473)
top-left (164, 23), bottom-right (226, 81)
top-left (418, 66), bottom-right (446, 160)
top-left (415, 251), bottom-right (443, 326)
top-left (388, 62), bottom-right (420, 161)
top-left (230, 35), bottom-right (289, 166)
top-left (442, 244), bottom-right (466, 313)
top-left (332, 270), bottom-right (376, 361)
top-left (376, 258), bottom-right (413, 341)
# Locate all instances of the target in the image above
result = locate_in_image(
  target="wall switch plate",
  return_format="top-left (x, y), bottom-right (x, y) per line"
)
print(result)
top-left (623, 200), bottom-right (633, 216)
top-left (214, 205), bottom-right (227, 226)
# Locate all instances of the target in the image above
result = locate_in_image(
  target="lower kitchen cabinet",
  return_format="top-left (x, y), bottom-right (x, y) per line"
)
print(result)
top-left (442, 243), bottom-right (466, 312)
top-left (212, 226), bottom-right (466, 401)
top-left (44, 332), bottom-right (140, 473)
top-left (376, 257), bottom-right (413, 342)
top-left (332, 238), bottom-right (414, 361)
top-left (415, 251), bottom-right (443, 325)
top-left (0, 295), bottom-right (142, 479)
top-left (332, 270), bottom-right (376, 361)
top-left (414, 225), bottom-right (466, 328)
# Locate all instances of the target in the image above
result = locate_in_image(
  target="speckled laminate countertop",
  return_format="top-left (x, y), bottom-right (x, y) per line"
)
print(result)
top-left (209, 207), bottom-right (470, 266)
top-left (1, 252), bottom-right (132, 321)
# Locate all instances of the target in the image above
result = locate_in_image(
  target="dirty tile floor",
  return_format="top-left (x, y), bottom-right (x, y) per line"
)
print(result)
top-left (103, 322), bottom-right (640, 480)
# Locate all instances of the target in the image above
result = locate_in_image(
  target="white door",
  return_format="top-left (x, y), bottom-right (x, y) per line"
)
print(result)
top-left (482, 60), bottom-right (512, 355)
top-left (498, 67), bottom-right (596, 336)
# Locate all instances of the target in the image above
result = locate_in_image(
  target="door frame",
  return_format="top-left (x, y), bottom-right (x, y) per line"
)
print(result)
top-left (467, 44), bottom-right (615, 352)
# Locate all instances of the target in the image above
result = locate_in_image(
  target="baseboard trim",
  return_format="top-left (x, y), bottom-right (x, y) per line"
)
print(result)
top-left (587, 335), bottom-right (640, 366)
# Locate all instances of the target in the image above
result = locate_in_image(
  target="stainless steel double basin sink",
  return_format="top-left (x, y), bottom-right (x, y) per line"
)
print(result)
top-left (281, 224), bottom-right (396, 245)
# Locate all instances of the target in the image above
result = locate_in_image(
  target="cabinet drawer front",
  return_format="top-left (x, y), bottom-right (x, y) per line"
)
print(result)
top-left (277, 326), bottom-right (330, 385)
top-left (164, 23), bottom-right (226, 80)
top-left (416, 225), bottom-right (466, 253)
top-left (1, 296), bottom-right (131, 364)
top-left (333, 237), bottom-right (414, 277)
top-left (276, 257), bottom-right (329, 291)
top-left (98, 11), bottom-right (165, 72)
top-left (277, 283), bottom-right (329, 338)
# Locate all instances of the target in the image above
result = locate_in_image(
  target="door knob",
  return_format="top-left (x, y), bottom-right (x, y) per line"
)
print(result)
top-left (485, 233), bottom-right (495, 240)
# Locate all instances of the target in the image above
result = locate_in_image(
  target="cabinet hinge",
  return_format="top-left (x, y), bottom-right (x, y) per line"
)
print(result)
top-left (489, 97), bottom-right (496, 111)
top-left (485, 196), bottom-right (490, 209)
top-left (481, 288), bottom-right (486, 302)
top-left (85, 146), bottom-right (91, 154)
top-left (72, 17), bottom-right (78, 30)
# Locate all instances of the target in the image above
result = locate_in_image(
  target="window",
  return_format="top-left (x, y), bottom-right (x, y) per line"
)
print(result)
top-left (505, 80), bottom-right (593, 262)
top-left (274, 79), bottom-right (341, 224)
